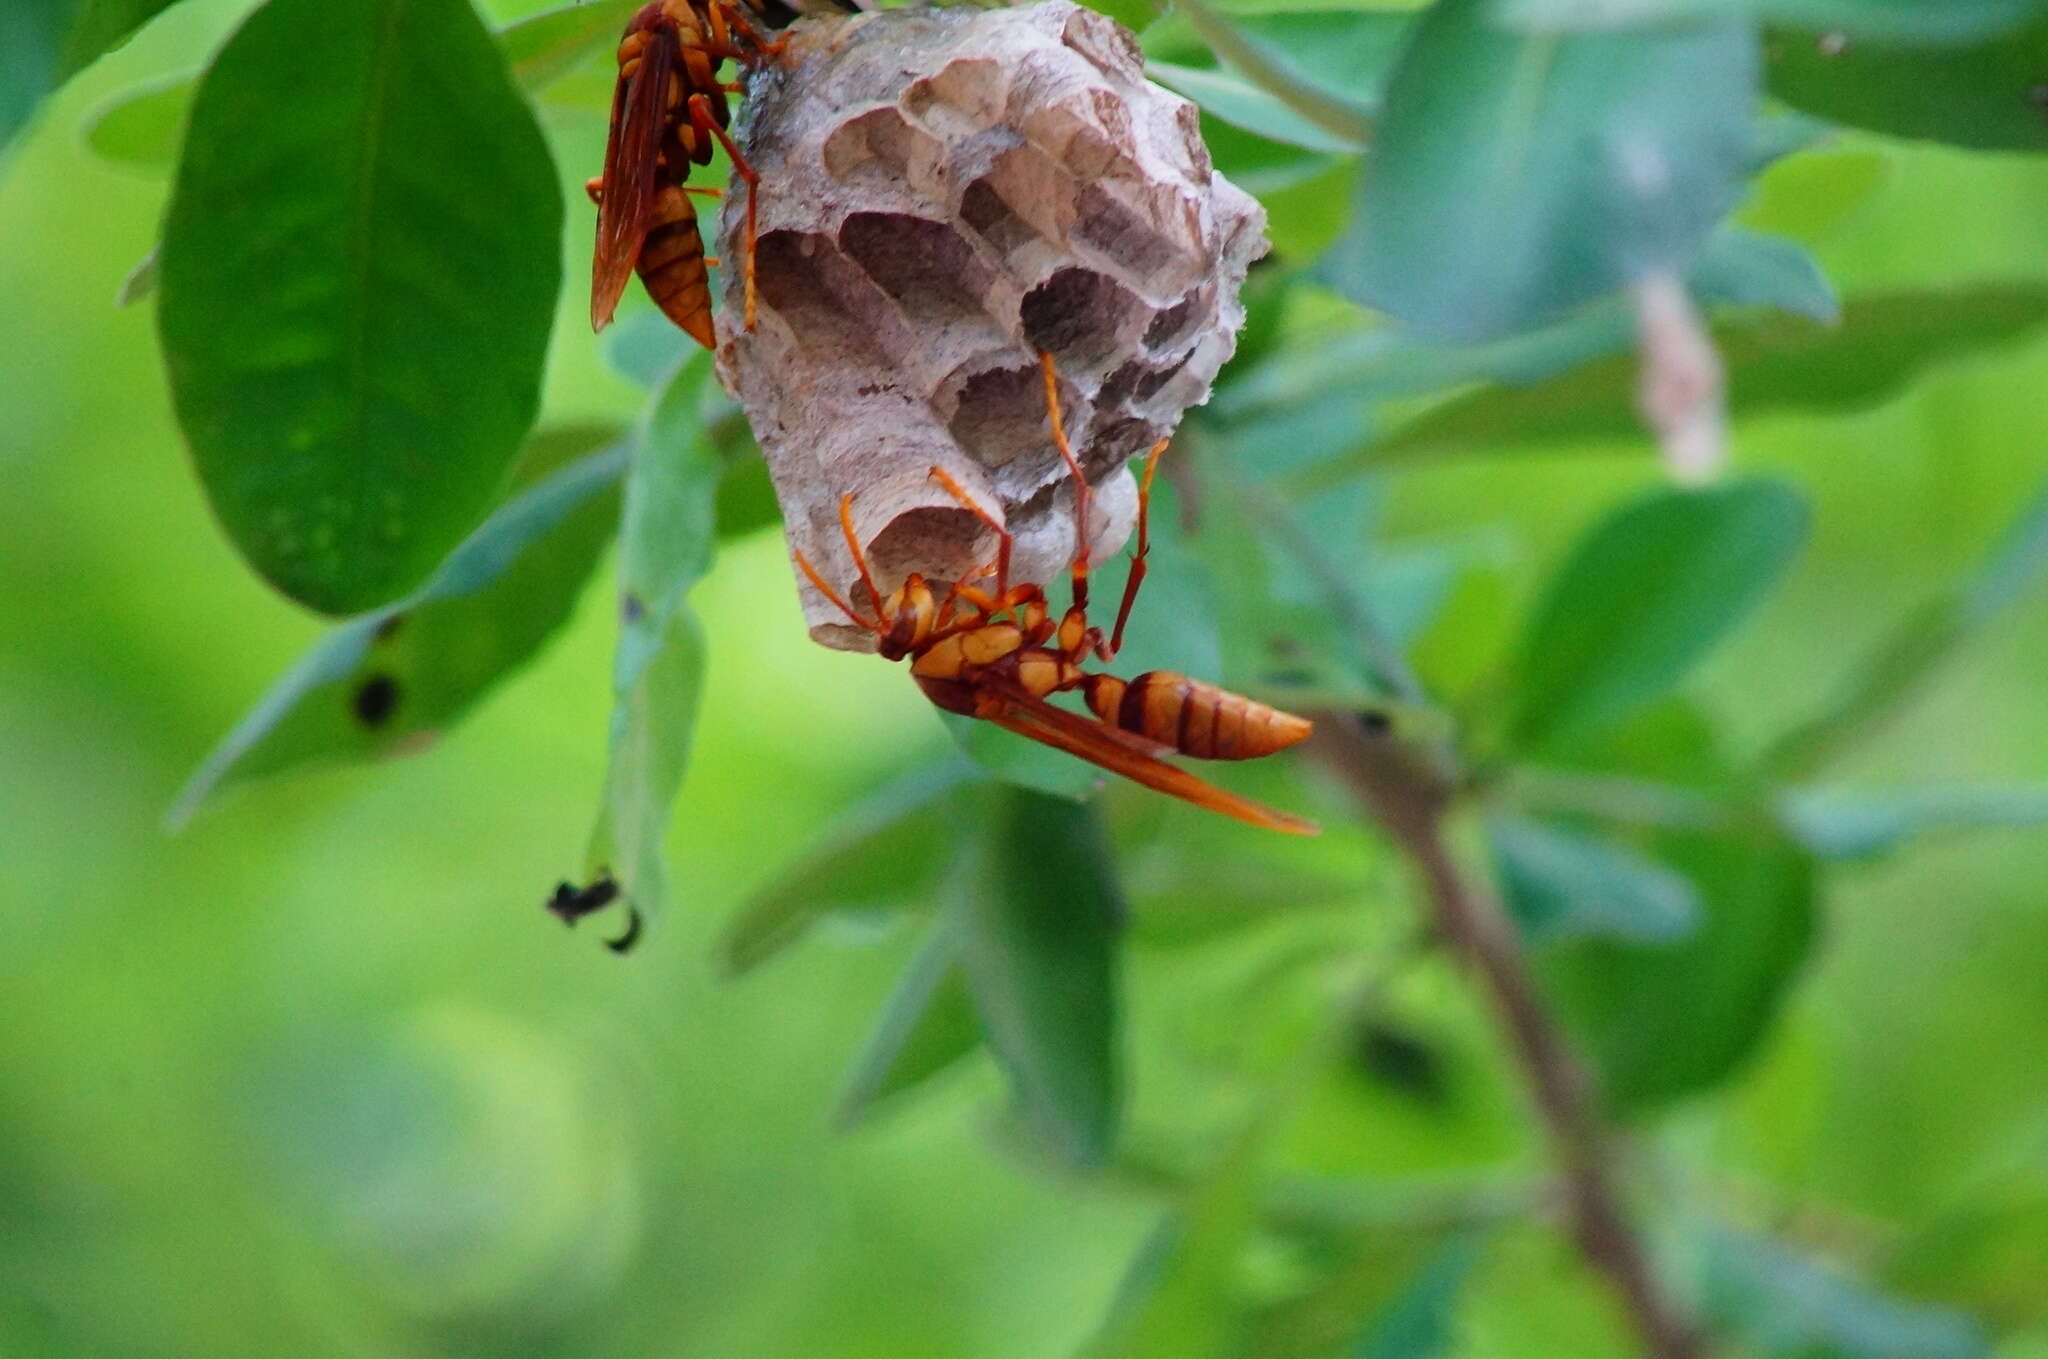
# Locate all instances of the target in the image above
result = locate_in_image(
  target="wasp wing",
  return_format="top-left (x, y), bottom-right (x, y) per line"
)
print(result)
top-left (981, 682), bottom-right (1318, 836)
top-left (590, 26), bottom-right (677, 333)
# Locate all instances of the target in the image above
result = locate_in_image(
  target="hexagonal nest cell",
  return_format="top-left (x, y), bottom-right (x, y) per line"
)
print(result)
top-left (714, 0), bottom-right (1268, 651)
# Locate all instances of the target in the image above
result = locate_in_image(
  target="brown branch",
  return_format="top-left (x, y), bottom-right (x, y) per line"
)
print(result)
top-left (1309, 712), bottom-right (1704, 1359)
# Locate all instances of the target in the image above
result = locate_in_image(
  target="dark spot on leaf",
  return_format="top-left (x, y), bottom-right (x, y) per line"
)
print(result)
top-left (372, 612), bottom-right (405, 643)
top-left (352, 674), bottom-right (400, 727)
top-left (1356, 709), bottom-right (1393, 735)
top-left (1354, 1019), bottom-right (1446, 1104)
top-left (2028, 84), bottom-right (2048, 119)
top-left (621, 592), bottom-right (646, 624)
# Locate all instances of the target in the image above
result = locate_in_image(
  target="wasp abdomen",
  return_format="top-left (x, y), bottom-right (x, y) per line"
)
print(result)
top-left (638, 188), bottom-right (715, 348)
top-left (1087, 671), bottom-right (1311, 760)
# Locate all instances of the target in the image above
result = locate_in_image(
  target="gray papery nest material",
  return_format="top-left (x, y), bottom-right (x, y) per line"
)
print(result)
top-left (714, 0), bottom-right (1267, 650)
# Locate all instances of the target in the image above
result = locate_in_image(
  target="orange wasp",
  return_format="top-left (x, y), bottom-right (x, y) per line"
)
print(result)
top-left (588, 0), bottom-right (790, 347)
top-left (794, 355), bottom-right (1319, 835)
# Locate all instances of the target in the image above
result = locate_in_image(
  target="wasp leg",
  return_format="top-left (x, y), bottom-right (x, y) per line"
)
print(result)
top-left (928, 464), bottom-right (1014, 605)
top-left (1105, 439), bottom-right (1168, 659)
top-left (835, 492), bottom-right (888, 622)
top-left (685, 93), bottom-right (761, 332)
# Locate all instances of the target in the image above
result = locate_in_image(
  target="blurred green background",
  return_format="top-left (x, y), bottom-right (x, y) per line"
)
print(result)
top-left (6, 1), bottom-right (2048, 1356)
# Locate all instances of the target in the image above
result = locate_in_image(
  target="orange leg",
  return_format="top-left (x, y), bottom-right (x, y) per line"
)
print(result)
top-left (928, 465), bottom-right (1013, 605)
top-left (793, 546), bottom-right (881, 633)
top-left (1039, 351), bottom-right (1093, 617)
top-left (685, 93), bottom-right (761, 332)
top-left (836, 493), bottom-right (887, 622)
top-left (1106, 439), bottom-right (1168, 659)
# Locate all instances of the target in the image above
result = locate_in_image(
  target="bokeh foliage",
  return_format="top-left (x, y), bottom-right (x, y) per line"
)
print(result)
top-left (5, 0), bottom-right (2048, 1355)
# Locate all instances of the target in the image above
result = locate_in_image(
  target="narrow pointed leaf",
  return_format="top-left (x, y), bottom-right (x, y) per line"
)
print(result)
top-left (1781, 785), bottom-right (2048, 861)
top-left (1364, 287), bottom-right (2048, 467)
top-left (717, 760), bottom-right (975, 975)
top-left (835, 919), bottom-right (985, 1128)
top-left (169, 427), bottom-right (627, 825)
top-left (1173, 0), bottom-right (1375, 148)
top-left (583, 359), bottom-right (722, 924)
top-left (957, 787), bottom-right (1124, 1168)
top-left (1489, 815), bottom-right (1701, 944)
top-left (1509, 480), bottom-right (1809, 755)
top-left (2, 0), bottom-right (183, 153)
top-left (82, 71), bottom-right (193, 170)
top-left (159, 0), bottom-right (561, 613)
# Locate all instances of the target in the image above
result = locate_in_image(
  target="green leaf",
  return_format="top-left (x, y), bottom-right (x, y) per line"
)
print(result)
top-left (1696, 1228), bottom-right (1988, 1359)
top-left (1318, 0), bottom-right (1758, 341)
top-left (81, 70), bottom-right (192, 170)
top-left (716, 760), bottom-right (975, 976)
top-left (1546, 828), bottom-right (1817, 1112)
top-left (1488, 815), bottom-right (1702, 944)
top-left (1765, 476), bottom-right (2048, 777)
top-left (1173, 0), bottom-right (1376, 149)
top-left (1768, 17), bottom-right (2048, 154)
top-left (583, 359), bottom-right (722, 924)
top-left (159, 0), bottom-right (561, 614)
top-left (1508, 480), bottom-right (1809, 755)
top-left (956, 786), bottom-right (1124, 1168)
top-left (1737, 146), bottom-right (1892, 242)
top-left (1, 0), bottom-right (181, 152)
top-left (81, 1), bottom-right (632, 175)
top-left (497, 0), bottom-right (640, 93)
top-left (1146, 61), bottom-right (1363, 153)
top-left (1497, 0), bottom-right (2038, 44)
top-left (834, 918), bottom-right (985, 1128)
top-left (1366, 286), bottom-right (2048, 467)
top-left (169, 426), bottom-right (627, 826)
top-left (1780, 785), bottom-right (2048, 861)
top-left (1353, 1234), bottom-right (1485, 1359)
top-left (1082, 1150), bottom-right (1260, 1359)
top-left (1688, 225), bottom-right (1840, 324)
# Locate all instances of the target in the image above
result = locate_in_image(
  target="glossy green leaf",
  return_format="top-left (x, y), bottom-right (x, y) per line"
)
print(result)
top-left (1766, 477), bottom-right (2048, 777)
top-left (1, 0), bottom-right (182, 152)
top-left (1488, 815), bottom-right (1702, 944)
top-left (81, 0), bottom-right (633, 177)
top-left (956, 786), bottom-right (1124, 1168)
top-left (1697, 1228), bottom-right (1987, 1359)
top-left (1738, 146), bottom-right (1892, 241)
top-left (169, 426), bottom-right (627, 826)
top-left (1509, 480), bottom-right (1808, 755)
top-left (583, 359), bottom-right (722, 924)
top-left (1780, 785), bottom-right (2048, 861)
top-left (159, 0), bottom-right (561, 614)
top-left (1365, 286), bottom-right (2048, 466)
top-left (81, 71), bottom-right (191, 170)
top-left (1546, 829), bottom-right (1817, 1112)
top-left (716, 760), bottom-right (974, 975)
top-left (835, 918), bottom-right (985, 1128)
top-left (1773, 14), bottom-right (2048, 152)
top-left (1146, 61), bottom-right (1362, 153)
top-left (1318, 0), bottom-right (1758, 341)
top-left (1496, 0), bottom-right (2038, 43)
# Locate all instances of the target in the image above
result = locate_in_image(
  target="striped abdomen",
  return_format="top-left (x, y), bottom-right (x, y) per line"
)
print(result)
top-left (637, 187), bottom-right (714, 348)
top-left (1085, 671), bottom-right (1311, 761)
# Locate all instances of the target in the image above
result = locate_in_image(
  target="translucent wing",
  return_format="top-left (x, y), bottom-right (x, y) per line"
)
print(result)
top-left (982, 681), bottom-right (1319, 836)
top-left (590, 26), bottom-right (677, 333)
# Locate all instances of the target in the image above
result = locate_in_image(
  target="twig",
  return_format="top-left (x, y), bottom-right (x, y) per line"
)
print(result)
top-left (1309, 711), bottom-right (1704, 1359)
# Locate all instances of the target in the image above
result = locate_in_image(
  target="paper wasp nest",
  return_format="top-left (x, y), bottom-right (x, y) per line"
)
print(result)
top-left (714, 0), bottom-right (1267, 650)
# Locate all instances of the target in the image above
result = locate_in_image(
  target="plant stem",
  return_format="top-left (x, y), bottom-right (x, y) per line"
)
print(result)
top-left (1309, 711), bottom-right (1704, 1359)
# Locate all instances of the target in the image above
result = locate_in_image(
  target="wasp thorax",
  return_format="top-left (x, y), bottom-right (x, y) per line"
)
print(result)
top-left (715, 0), bottom-right (1267, 652)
